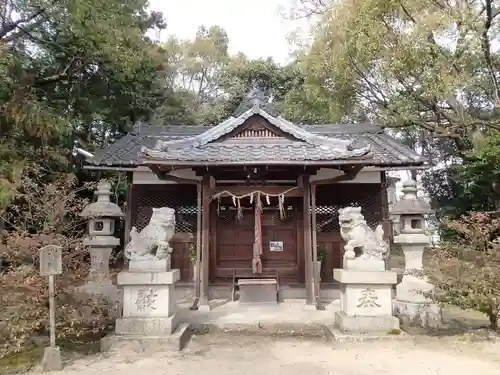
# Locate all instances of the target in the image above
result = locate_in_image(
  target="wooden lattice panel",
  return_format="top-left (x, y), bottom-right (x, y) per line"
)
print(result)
top-left (315, 184), bottom-right (382, 232)
top-left (231, 117), bottom-right (281, 138)
top-left (233, 127), bottom-right (280, 138)
top-left (261, 207), bottom-right (294, 226)
top-left (132, 184), bottom-right (198, 233)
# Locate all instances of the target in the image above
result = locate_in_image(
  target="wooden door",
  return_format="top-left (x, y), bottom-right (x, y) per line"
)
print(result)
top-left (260, 205), bottom-right (299, 280)
top-left (211, 199), bottom-right (299, 281)
top-left (212, 205), bottom-right (255, 279)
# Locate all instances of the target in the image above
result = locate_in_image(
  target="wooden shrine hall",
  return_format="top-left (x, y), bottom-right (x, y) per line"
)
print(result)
top-left (84, 91), bottom-right (425, 307)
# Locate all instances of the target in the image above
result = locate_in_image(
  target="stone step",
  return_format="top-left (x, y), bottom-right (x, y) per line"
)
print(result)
top-left (237, 278), bottom-right (278, 305)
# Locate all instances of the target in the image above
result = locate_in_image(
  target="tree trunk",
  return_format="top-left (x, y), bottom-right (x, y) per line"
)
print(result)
top-left (487, 306), bottom-right (498, 331)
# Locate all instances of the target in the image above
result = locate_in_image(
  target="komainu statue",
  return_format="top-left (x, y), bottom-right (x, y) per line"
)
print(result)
top-left (338, 206), bottom-right (388, 261)
top-left (124, 207), bottom-right (176, 261)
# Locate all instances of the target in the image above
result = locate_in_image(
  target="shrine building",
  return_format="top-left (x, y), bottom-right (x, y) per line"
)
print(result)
top-left (83, 91), bottom-right (424, 307)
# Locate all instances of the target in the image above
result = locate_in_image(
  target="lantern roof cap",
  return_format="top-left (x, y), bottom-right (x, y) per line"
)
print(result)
top-left (80, 180), bottom-right (124, 218)
top-left (391, 180), bottom-right (432, 215)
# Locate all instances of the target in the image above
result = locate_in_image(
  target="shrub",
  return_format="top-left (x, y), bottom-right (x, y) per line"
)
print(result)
top-left (0, 172), bottom-right (115, 358)
top-left (426, 212), bottom-right (500, 331)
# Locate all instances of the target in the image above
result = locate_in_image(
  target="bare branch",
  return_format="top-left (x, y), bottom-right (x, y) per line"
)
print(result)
top-left (0, 8), bottom-right (44, 41)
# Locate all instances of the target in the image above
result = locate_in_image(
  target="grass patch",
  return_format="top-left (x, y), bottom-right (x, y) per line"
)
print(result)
top-left (0, 332), bottom-right (106, 374)
top-left (388, 329), bottom-right (401, 335)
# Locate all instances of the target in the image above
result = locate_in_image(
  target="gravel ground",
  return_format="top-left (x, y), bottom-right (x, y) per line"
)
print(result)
top-left (31, 333), bottom-right (500, 375)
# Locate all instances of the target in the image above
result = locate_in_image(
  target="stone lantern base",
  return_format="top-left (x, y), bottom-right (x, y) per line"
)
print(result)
top-left (394, 301), bottom-right (441, 328)
top-left (395, 278), bottom-right (442, 328)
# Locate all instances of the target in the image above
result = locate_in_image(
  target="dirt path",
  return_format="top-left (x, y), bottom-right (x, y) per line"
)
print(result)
top-left (33, 334), bottom-right (500, 375)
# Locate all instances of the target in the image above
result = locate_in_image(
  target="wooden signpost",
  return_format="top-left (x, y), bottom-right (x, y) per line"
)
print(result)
top-left (39, 245), bottom-right (63, 372)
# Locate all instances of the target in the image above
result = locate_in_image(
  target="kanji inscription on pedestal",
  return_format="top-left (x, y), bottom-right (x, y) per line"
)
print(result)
top-left (357, 288), bottom-right (381, 308)
top-left (135, 289), bottom-right (158, 312)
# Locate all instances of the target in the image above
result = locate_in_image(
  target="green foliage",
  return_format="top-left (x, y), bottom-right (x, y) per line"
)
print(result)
top-left (316, 246), bottom-right (328, 263)
top-left (161, 28), bottom-right (311, 125)
top-left (0, 0), bottom-right (172, 211)
top-left (187, 244), bottom-right (197, 264)
top-left (458, 131), bottom-right (500, 210)
top-left (295, 0), bottom-right (500, 151)
top-left (422, 131), bottom-right (500, 218)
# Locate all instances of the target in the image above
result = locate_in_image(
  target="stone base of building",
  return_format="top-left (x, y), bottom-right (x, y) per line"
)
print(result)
top-left (394, 300), bottom-right (442, 328)
top-left (100, 323), bottom-right (191, 353)
top-left (334, 311), bottom-right (400, 333)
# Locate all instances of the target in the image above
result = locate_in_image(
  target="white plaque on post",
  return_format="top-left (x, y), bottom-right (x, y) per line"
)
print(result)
top-left (38, 245), bottom-right (63, 371)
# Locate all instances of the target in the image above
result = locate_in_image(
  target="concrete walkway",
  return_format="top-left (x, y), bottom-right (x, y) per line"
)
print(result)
top-left (36, 333), bottom-right (500, 375)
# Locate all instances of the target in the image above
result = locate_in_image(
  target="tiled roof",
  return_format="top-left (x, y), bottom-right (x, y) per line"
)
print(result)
top-left (141, 106), bottom-right (373, 164)
top-left (88, 117), bottom-right (424, 168)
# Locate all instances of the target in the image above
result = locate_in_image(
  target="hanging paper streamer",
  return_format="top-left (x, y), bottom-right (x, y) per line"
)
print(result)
top-left (211, 187), bottom-right (297, 221)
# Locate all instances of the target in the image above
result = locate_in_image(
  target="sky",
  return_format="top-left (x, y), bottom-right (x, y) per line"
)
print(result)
top-left (148, 0), bottom-right (305, 64)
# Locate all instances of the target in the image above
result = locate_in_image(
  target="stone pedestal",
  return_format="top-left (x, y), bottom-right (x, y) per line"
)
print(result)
top-left (394, 238), bottom-right (441, 328)
top-left (115, 260), bottom-right (180, 336)
top-left (88, 247), bottom-right (113, 282)
top-left (79, 238), bottom-right (120, 302)
top-left (101, 262), bottom-right (192, 353)
top-left (334, 263), bottom-right (399, 333)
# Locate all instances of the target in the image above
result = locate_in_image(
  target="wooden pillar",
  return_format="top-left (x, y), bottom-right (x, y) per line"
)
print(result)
top-left (311, 184), bottom-right (319, 303)
top-left (380, 171), bottom-right (392, 269)
top-left (124, 172), bottom-right (133, 245)
top-left (195, 182), bottom-right (202, 298)
top-left (301, 175), bottom-right (314, 305)
top-left (200, 175), bottom-right (212, 306)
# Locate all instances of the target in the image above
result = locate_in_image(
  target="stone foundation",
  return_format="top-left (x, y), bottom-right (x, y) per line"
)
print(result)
top-left (101, 323), bottom-right (191, 353)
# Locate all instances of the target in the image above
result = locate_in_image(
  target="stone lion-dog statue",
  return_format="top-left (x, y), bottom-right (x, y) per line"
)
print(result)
top-left (124, 207), bottom-right (176, 261)
top-left (338, 206), bottom-right (388, 260)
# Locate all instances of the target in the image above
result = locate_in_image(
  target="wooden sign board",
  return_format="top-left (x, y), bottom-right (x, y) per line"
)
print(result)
top-left (39, 245), bottom-right (62, 276)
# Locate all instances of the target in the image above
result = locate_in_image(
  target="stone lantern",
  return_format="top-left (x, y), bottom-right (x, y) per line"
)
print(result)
top-left (392, 180), bottom-right (441, 327)
top-left (80, 180), bottom-right (123, 299)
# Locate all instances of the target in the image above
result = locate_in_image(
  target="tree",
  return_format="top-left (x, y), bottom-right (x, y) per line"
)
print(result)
top-left (294, 0), bottom-right (500, 154)
top-left (0, 0), bottom-right (173, 209)
top-left (422, 131), bottom-right (500, 217)
top-left (161, 25), bottom-right (229, 122)
top-left (161, 27), bottom-right (309, 125)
